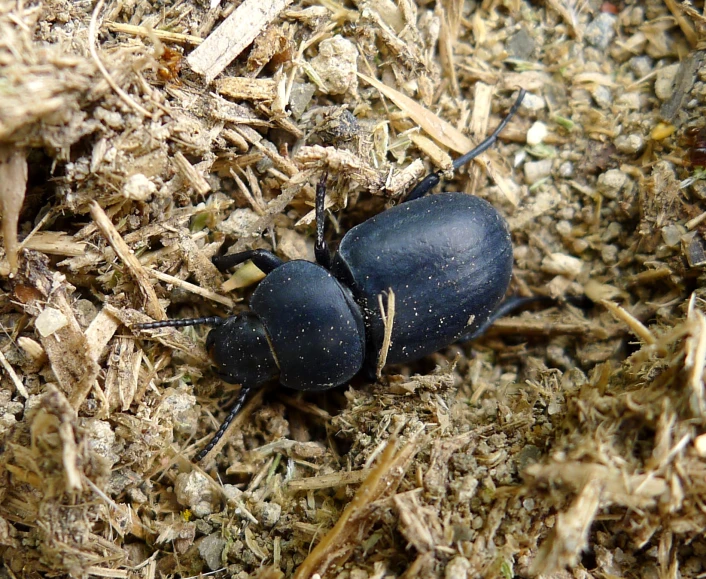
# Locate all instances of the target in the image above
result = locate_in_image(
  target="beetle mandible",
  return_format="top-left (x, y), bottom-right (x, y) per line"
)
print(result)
top-left (138, 89), bottom-right (528, 461)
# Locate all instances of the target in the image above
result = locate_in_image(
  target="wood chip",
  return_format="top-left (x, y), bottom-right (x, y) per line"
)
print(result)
top-left (85, 307), bottom-right (122, 363)
top-left (287, 469), bottom-right (371, 491)
top-left (217, 77), bottom-right (278, 102)
top-left (172, 151), bottom-right (211, 196)
top-left (186, 0), bottom-right (294, 83)
top-left (530, 478), bottom-right (602, 575)
top-left (19, 231), bottom-right (87, 257)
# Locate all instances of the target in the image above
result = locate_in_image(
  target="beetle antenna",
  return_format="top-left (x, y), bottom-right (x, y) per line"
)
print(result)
top-left (195, 384), bottom-right (254, 462)
top-left (405, 88), bottom-right (526, 202)
top-left (451, 88), bottom-right (526, 171)
top-left (135, 316), bottom-right (225, 330)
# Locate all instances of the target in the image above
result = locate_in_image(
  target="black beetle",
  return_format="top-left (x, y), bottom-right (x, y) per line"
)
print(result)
top-left (138, 89), bottom-right (529, 461)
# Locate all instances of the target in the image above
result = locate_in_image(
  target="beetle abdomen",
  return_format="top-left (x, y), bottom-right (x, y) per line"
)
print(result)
top-left (251, 260), bottom-right (366, 391)
top-left (332, 192), bottom-right (512, 366)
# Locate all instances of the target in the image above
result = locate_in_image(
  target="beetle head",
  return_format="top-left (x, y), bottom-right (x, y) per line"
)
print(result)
top-left (206, 312), bottom-right (278, 387)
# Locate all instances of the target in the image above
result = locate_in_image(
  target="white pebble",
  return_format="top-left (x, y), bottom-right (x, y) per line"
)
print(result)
top-left (526, 121), bottom-right (548, 146)
top-left (35, 307), bottom-right (68, 337)
top-left (122, 173), bottom-right (156, 201)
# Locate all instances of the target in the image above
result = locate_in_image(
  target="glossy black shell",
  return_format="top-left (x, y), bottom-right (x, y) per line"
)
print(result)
top-left (331, 192), bottom-right (513, 366)
top-left (250, 260), bottom-right (366, 391)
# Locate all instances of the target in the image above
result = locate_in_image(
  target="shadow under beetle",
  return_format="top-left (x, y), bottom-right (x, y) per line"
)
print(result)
top-left (138, 89), bottom-right (531, 461)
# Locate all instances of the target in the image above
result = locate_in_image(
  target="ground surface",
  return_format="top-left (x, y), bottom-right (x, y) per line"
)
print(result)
top-left (1, 0), bottom-right (706, 577)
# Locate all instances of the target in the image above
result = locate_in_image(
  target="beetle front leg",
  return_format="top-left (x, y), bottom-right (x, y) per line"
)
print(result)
top-left (314, 171), bottom-right (332, 269)
top-left (212, 249), bottom-right (283, 273)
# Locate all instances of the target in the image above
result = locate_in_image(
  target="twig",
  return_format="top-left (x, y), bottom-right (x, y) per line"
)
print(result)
top-left (89, 0), bottom-right (152, 117)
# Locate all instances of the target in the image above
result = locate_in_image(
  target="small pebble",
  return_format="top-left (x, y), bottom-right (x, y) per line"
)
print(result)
top-left (519, 92), bottom-right (546, 112)
top-left (556, 220), bottom-right (572, 237)
top-left (654, 63), bottom-right (680, 101)
top-left (445, 556), bottom-right (471, 579)
top-left (616, 92), bottom-right (642, 110)
top-left (289, 82), bottom-right (316, 120)
top-left (558, 161), bottom-right (574, 178)
top-left (601, 221), bottom-right (622, 243)
top-left (541, 253), bottom-right (583, 279)
top-left (591, 85), bottom-right (612, 109)
top-left (311, 36), bottom-right (359, 95)
top-left (661, 224), bottom-right (683, 247)
top-left (84, 419), bottom-right (119, 466)
top-left (601, 244), bottom-right (619, 264)
top-left (585, 13), bottom-right (617, 50)
top-left (506, 27), bottom-right (536, 60)
top-left (524, 159), bottom-right (552, 184)
top-left (123, 173), bottom-right (155, 201)
top-left (35, 307), bottom-right (68, 337)
top-left (257, 502), bottom-right (282, 528)
top-left (629, 55), bottom-right (653, 78)
top-left (526, 121), bottom-right (548, 146)
top-left (254, 140), bottom-right (278, 173)
top-left (161, 390), bottom-right (198, 436)
top-left (74, 299), bottom-right (98, 328)
top-left (694, 433), bottom-right (706, 457)
top-left (597, 168), bottom-right (628, 199)
top-left (175, 471), bottom-right (215, 517)
top-left (218, 207), bottom-right (260, 237)
top-left (199, 534), bottom-right (226, 571)
top-left (128, 487), bottom-right (148, 504)
top-left (223, 484), bottom-right (243, 502)
top-left (615, 134), bottom-right (644, 155)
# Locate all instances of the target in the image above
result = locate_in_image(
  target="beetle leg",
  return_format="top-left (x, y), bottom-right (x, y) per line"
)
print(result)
top-left (405, 89), bottom-right (527, 202)
top-left (458, 292), bottom-right (594, 342)
top-left (195, 383), bottom-right (254, 462)
top-left (314, 171), bottom-right (332, 269)
top-left (135, 316), bottom-right (224, 330)
top-left (212, 249), bottom-right (283, 273)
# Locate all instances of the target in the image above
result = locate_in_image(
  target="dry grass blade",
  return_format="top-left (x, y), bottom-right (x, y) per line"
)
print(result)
top-left (530, 478), bottom-right (603, 575)
top-left (357, 72), bottom-right (473, 153)
top-left (106, 22), bottom-right (203, 46)
top-left (293, 430), bottom-right (423, 578)
top-left (600, 299), bottom-right (656, 346)
top-left (0, 348), bottom-right (29, 398)
top-left (663, 0), bottom-right (698, 48)
top-left (90, 201), bottom-right (166, 321)
top-left (376, 289), bottom-right (395, 378)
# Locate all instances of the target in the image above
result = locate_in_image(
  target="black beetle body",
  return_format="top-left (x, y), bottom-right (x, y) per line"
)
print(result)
top-left (332, 192), bottom-right (512, 367)
top-left (137, 90), bottom-right (526, 461)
